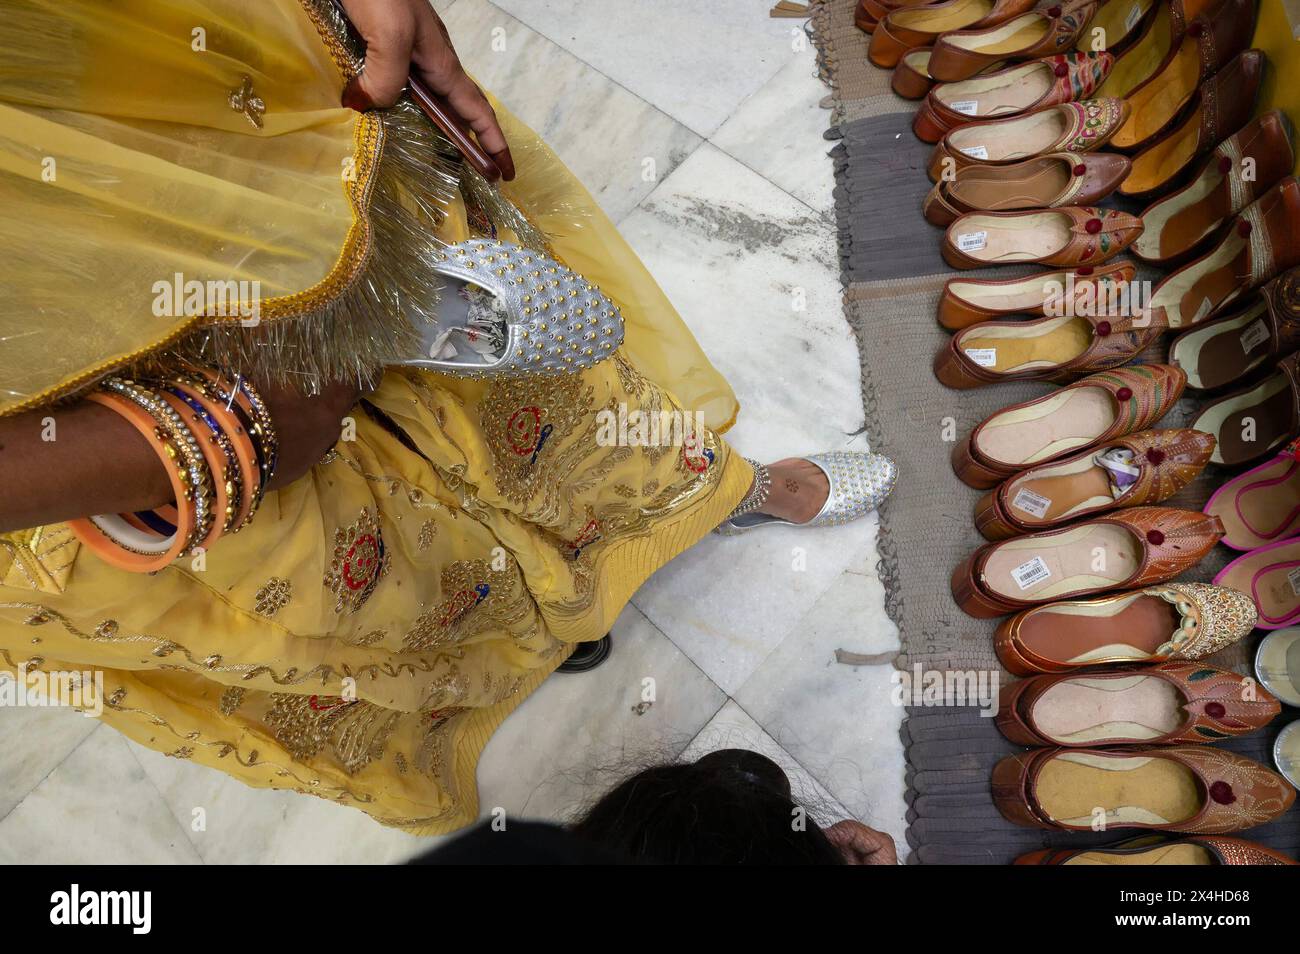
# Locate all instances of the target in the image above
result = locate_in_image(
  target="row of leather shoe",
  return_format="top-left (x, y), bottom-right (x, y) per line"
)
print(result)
top-left (855, 0), bottom-right (1299, 861)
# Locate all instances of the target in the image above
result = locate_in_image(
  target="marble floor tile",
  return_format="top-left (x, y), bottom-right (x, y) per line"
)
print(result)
top-left (441, 0), bottom-right (703, 223)
top-left (122, 732), bottom-right (426, 865)
top-left (0, 702), bottom-right (98, 820)
top-left (490, 0), bottom-right (800, 137)
top-left (682, 699), bottom-right (851, 828)
top-left (0, 725), bottom-right (203, 864)
top-left (733, 545), bottom-right (909, 851)
top-left (468, 604), bottom-right (725, 826)
top-left (620, 142), bottom-right (872, 692)
top-left (711, 44), bottom-right (837, 214)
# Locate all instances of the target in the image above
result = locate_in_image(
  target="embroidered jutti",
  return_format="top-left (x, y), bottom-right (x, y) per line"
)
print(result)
top-left (0, 0), bottom-right (747, 832)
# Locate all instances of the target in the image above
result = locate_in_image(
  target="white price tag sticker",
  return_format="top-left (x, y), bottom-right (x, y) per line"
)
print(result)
top-left (1011, 556), bottom-right (1051, 591)
top-left (1240, 319), bottom-right (1270, 353)
top-left (963, 347), bottom-right (998, 368)
top-left (1011, 488), bottom-right (1052, 518)
top-left (956, 231), bottom-right (987, 252)
top-left (1289, 566), bottom-right (1300, 597)
top-left (1125, 3), bottom-right (1143, 32)
top-left (949, 100), bottom-right (980, 116)
top-left (961, 145), bottom-right (989, 160)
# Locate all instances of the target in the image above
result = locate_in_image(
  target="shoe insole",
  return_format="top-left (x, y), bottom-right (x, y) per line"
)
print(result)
top-left (901, 48), bottom-right (932, 77)
top-left (948, 272), bottom-right (1069, 312)
top-left (959, 317), bottom-right (1091, 373)
top-left (1096, 2), bottom-right (1172, 99)
top-left (947, 108), bottom-right (1071, 163)
top-left (949, 160), bottom-right (1074, 211)
top-left (1114, 37), bottom-right (1201, 148)
top-left (1208, 455), bottom-right (1300, 549)
top-left (1078, 0), bottom-right (1155, 55)
top-left (1195, 373), bottom-right (1293, 465)
top-left (1150, 231), bottom-right (1249, 327)
top-left (1032, 675), bottom-right (1183, 743)
top-left (1169, 300), bottom-right (1270, 390)
top-left (1062, 843), bottom-right (1215, 865)
top-left (1256, 630), bottom-right (1300, 707)
top-left (952, 211), bottom-right (1072, 263)
top-left (982, 523), bottom-right (1138, 601)
top-left (893, 0), bottom-right (993, 33)
top-left (976, 385), bottom-right (1115, 466)
top-left (1036, 752), bottom-right (1202, 826)
top-left (1017, 592), bottom-right (1179, 665)
top-left (947, 14), bottom-right (1047, 55)
top-left (1218, 540), bottom-right (1300, 624)
top-left (1002, 454), bottom-right (1113, 525)
top-left (1123, 105), bottom-right (1202, 196)
top-left (1135, 161), bottom-right (1236, 262)
top-left (935, 61), bottom-right (1053, 119)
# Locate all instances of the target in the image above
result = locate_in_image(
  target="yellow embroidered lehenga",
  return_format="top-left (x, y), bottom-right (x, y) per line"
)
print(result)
top-left (0, 0), bottom-right (747, 832)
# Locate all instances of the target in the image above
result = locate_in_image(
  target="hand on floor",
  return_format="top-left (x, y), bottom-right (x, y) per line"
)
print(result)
top-left (825, 820), bottom-right (898, 865)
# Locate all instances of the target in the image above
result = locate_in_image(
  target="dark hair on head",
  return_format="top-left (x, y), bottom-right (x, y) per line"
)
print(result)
top-left (569, 750), bottom-right (844, 865)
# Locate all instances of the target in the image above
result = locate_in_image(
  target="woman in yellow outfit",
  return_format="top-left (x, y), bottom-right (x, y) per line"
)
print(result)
top-left (0, 0), bottom-right (894, 834)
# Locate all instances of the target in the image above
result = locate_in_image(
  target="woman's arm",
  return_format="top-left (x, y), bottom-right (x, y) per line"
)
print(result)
top-left (0, 380), bottom-right (362, 534)
top-left (0, 401), bottom-right (172, 533)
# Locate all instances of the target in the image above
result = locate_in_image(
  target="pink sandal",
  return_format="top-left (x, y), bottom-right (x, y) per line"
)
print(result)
top-left (1215, 535), bottom-right (1300, 629)
top-left (1204, 441), bottom-right (1300, 550)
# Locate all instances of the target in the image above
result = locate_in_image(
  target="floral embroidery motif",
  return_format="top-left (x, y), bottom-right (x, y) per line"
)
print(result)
top-left (254, 578), bottom-right (292, 618)
top-left (265, 693), bottom-right (401, 776)
top-left (417, 519), bottom-right (437, 551)
top-left (323, 508), bottom-right (391, 615)
top-left (402, 559), bottom-right (530, 652)
top-left (480, 376), bottom-right (596, 506)
top-left (228, 75), bottom-right (265, 129)
top-left (415, 706), bottom-right (469, 787)
top-left (218, 686), bottom-right (246, 717)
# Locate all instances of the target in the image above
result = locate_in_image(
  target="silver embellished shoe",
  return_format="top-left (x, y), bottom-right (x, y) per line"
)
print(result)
top-left (397, 238), bottom-right (625, 377)
top-left (716, 451), bottom-right (897, 535)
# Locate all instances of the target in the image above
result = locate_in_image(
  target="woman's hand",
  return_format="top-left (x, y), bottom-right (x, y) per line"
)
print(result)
top-left (259, 379), bottom-right (364, 491)
top-left (338, 0), bottom-right (515, 180)
top-left (824, 820), bottom-right (898, 865)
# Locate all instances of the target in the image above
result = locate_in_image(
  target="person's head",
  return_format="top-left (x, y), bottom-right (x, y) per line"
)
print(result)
top-left (570, 748), bottom-right (844, 865)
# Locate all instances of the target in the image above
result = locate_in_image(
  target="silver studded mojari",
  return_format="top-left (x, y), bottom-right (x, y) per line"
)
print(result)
top-left (398, 238), bottom-right (626, 377)
top-left (716, 451), bottom-right (898, 535)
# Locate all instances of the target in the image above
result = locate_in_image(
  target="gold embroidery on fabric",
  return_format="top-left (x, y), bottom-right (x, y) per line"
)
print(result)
top-left (323, 508), bottom-right (391, 615)
top-left (105, 688), bottom-right (379, 806)
top-left (417, 519), bottom-right (437, 550)
top-left (219, 686), bottom-right (246, 716)
top-left (0, 525), bottom-right (79, 594)
top-left (254, 578), bottom-right (293, 618)
top-left (1, 601), bottom-right (447, 686)
top-left (414, 706), bottom-right (468, 789)
top-left (480, 376), bottom-right (598, 511)
top-left (265, 694), bottom-right (402, 775)
top-left (402, 559), bottom-right (531, 652)
top-left (228, 75), bottom-right (265, 129)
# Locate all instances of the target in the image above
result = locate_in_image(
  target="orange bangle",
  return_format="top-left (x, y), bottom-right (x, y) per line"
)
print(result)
top-left (186, 366), bottom-right (278, 496)
top-left (167, 377), bottom-right (262, 531)
top-left (156, 390), bottom-right (232, 550)
top-left (67, 390), bottom-right (199, 572)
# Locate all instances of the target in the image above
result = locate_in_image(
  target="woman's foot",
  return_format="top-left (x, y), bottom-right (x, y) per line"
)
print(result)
top-left (716, 451), bottom-right (897, 534)
top-left (757, 458), bottom-right (831, 524)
